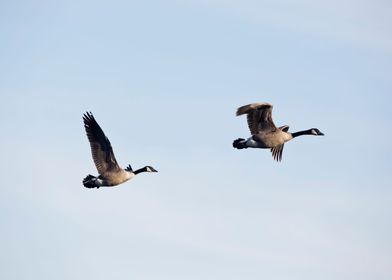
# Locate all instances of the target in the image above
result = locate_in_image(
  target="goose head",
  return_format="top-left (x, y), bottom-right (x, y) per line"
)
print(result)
top-left (310, 128), bottom-right (324, 136)
top-left (133, 165), bottom-right (158, 175)
top-left (145, 166), bottom-right (158, 172)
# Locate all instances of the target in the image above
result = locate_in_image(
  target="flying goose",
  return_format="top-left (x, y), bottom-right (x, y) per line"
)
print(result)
top-left (233, 102), bottom-right (324, 161)
top-left (82, 112), bottom-right (157, 188)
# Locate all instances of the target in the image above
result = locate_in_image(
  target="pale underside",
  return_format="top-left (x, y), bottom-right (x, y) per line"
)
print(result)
top-left (237, 103), bottom-right (292, 161)
top-left (83, 112), bottom-right (132, 185)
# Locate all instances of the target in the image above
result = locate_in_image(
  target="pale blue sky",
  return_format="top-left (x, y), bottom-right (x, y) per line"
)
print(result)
top-left (1, 0), bottom-right (391, 279)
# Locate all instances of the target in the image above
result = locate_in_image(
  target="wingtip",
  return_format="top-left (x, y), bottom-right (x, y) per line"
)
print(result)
top-left (83, 111), bottom-right (95, 123)
top-left (236, 104), bottom-right (251, 116)
top-left (236, 102), bottom-right (273, 116)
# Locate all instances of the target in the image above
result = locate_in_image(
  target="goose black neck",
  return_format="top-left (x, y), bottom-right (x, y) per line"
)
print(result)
top-left (134, 167), bottom-right (148, 175)
top-left (291, 129), bottom-right (312, 138)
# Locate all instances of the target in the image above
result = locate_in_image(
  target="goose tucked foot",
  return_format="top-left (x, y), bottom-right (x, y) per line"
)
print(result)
top-left (233, 138), bottom-right (248, 149)
top-left (83, 174), bottom-right (101, 189)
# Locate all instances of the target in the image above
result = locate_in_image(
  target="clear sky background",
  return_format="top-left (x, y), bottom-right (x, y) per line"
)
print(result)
top-left (1, 0), bottom-right (391, 279)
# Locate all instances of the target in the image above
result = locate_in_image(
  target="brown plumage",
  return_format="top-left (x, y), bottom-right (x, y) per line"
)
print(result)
top-left (83, 112), bottom-right (121, 174)
top-left (233, 102), bottom-right (324, 162)
top-left (236, 102), bottom-right (276, 135)
top-left (82, 112), bottom-right (157, 188)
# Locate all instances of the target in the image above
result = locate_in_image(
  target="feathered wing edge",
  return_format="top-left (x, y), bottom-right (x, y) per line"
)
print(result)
top-left (236, 102), bottom-right (272, 116)
top-left (125, 164), bottom-right (133, 172)
top-left (270, 144), bottom-right (284, 162)
top-left (236, 102), bottom-right (276, 135)
top-left (83, 112), bottom-right (121, 174)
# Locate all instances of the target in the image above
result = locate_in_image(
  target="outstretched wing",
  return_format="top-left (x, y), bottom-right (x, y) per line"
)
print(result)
top-left (236, 102), bottom-right (277, 134)
top-left (271, 144), bottom-right (284, 162)
top-left (279, 125), bottom-right (290, 132)
top-left (83, 112), bottom-right (121, 175)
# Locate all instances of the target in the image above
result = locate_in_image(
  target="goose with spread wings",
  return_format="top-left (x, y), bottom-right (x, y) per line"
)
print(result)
top-left (233, 102), bottom-right (324, 161)
top-left (82, 112), bottom-right (157, 188)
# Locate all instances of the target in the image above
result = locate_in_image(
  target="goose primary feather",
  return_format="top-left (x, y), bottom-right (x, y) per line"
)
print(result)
top-left (233, 102), bottom-right (324, 161)
top-left (82, 112), bottom-right (157, 188)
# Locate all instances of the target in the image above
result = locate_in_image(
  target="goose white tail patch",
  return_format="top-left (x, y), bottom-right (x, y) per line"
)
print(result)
top-left (95, 178), bottom-right (104, 186)
top-left (245, 137), bottom-right (260, 148)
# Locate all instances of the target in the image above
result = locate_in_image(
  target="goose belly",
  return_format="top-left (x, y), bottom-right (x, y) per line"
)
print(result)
top-left (245, 137), bottom-right (267, 148)
top-left (102, 171), bottom-right (135, 186)
top-left (251, 131), bottom-right (291, 148)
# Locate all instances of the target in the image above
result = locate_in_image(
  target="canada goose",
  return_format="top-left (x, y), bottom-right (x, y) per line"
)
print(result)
top-left (233, 102), bottom-right (324, 161)
top-left (82, 112), bottom-right (157, 188)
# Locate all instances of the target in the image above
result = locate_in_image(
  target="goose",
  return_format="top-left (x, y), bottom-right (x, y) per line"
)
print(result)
top-left (82, 112), bottom-right (157, 188)
top-left (233, 102), bottom-right (324, 161)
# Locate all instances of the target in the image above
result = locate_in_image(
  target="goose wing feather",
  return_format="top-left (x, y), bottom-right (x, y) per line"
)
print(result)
top-left (236, 102), bottom-right (277, 134)
top-left (279, 125), bottom-right (290, 132)
top-left (83, 112), bottom-right (121, 175)
top-left (271, 144), bottom-right (284, 162)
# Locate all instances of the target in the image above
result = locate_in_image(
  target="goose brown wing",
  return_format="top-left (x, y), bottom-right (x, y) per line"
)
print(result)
top-left (236, 102), bottom-right (277, 134)
top-left (271, 144), bottom-right (284, 162)
top-left (83, 112), bottom-right (121, 175)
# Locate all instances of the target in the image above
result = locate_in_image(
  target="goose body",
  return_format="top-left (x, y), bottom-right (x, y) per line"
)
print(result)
top-left (82, 112), bottom-right (157, 188)
top-left (233, 102), bottom-right (324, 161)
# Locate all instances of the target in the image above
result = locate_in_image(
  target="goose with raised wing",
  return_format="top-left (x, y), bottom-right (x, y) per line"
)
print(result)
top-left (82, 112), bottom-right (157, 188)
top-left (233, 102), bottom-right (324, 161)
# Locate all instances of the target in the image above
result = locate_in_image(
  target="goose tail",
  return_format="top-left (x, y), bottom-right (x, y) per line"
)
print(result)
top-left (233, 138), bottom-right (248, 149)
top-left (83, 175), bottom-right (100, 188)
